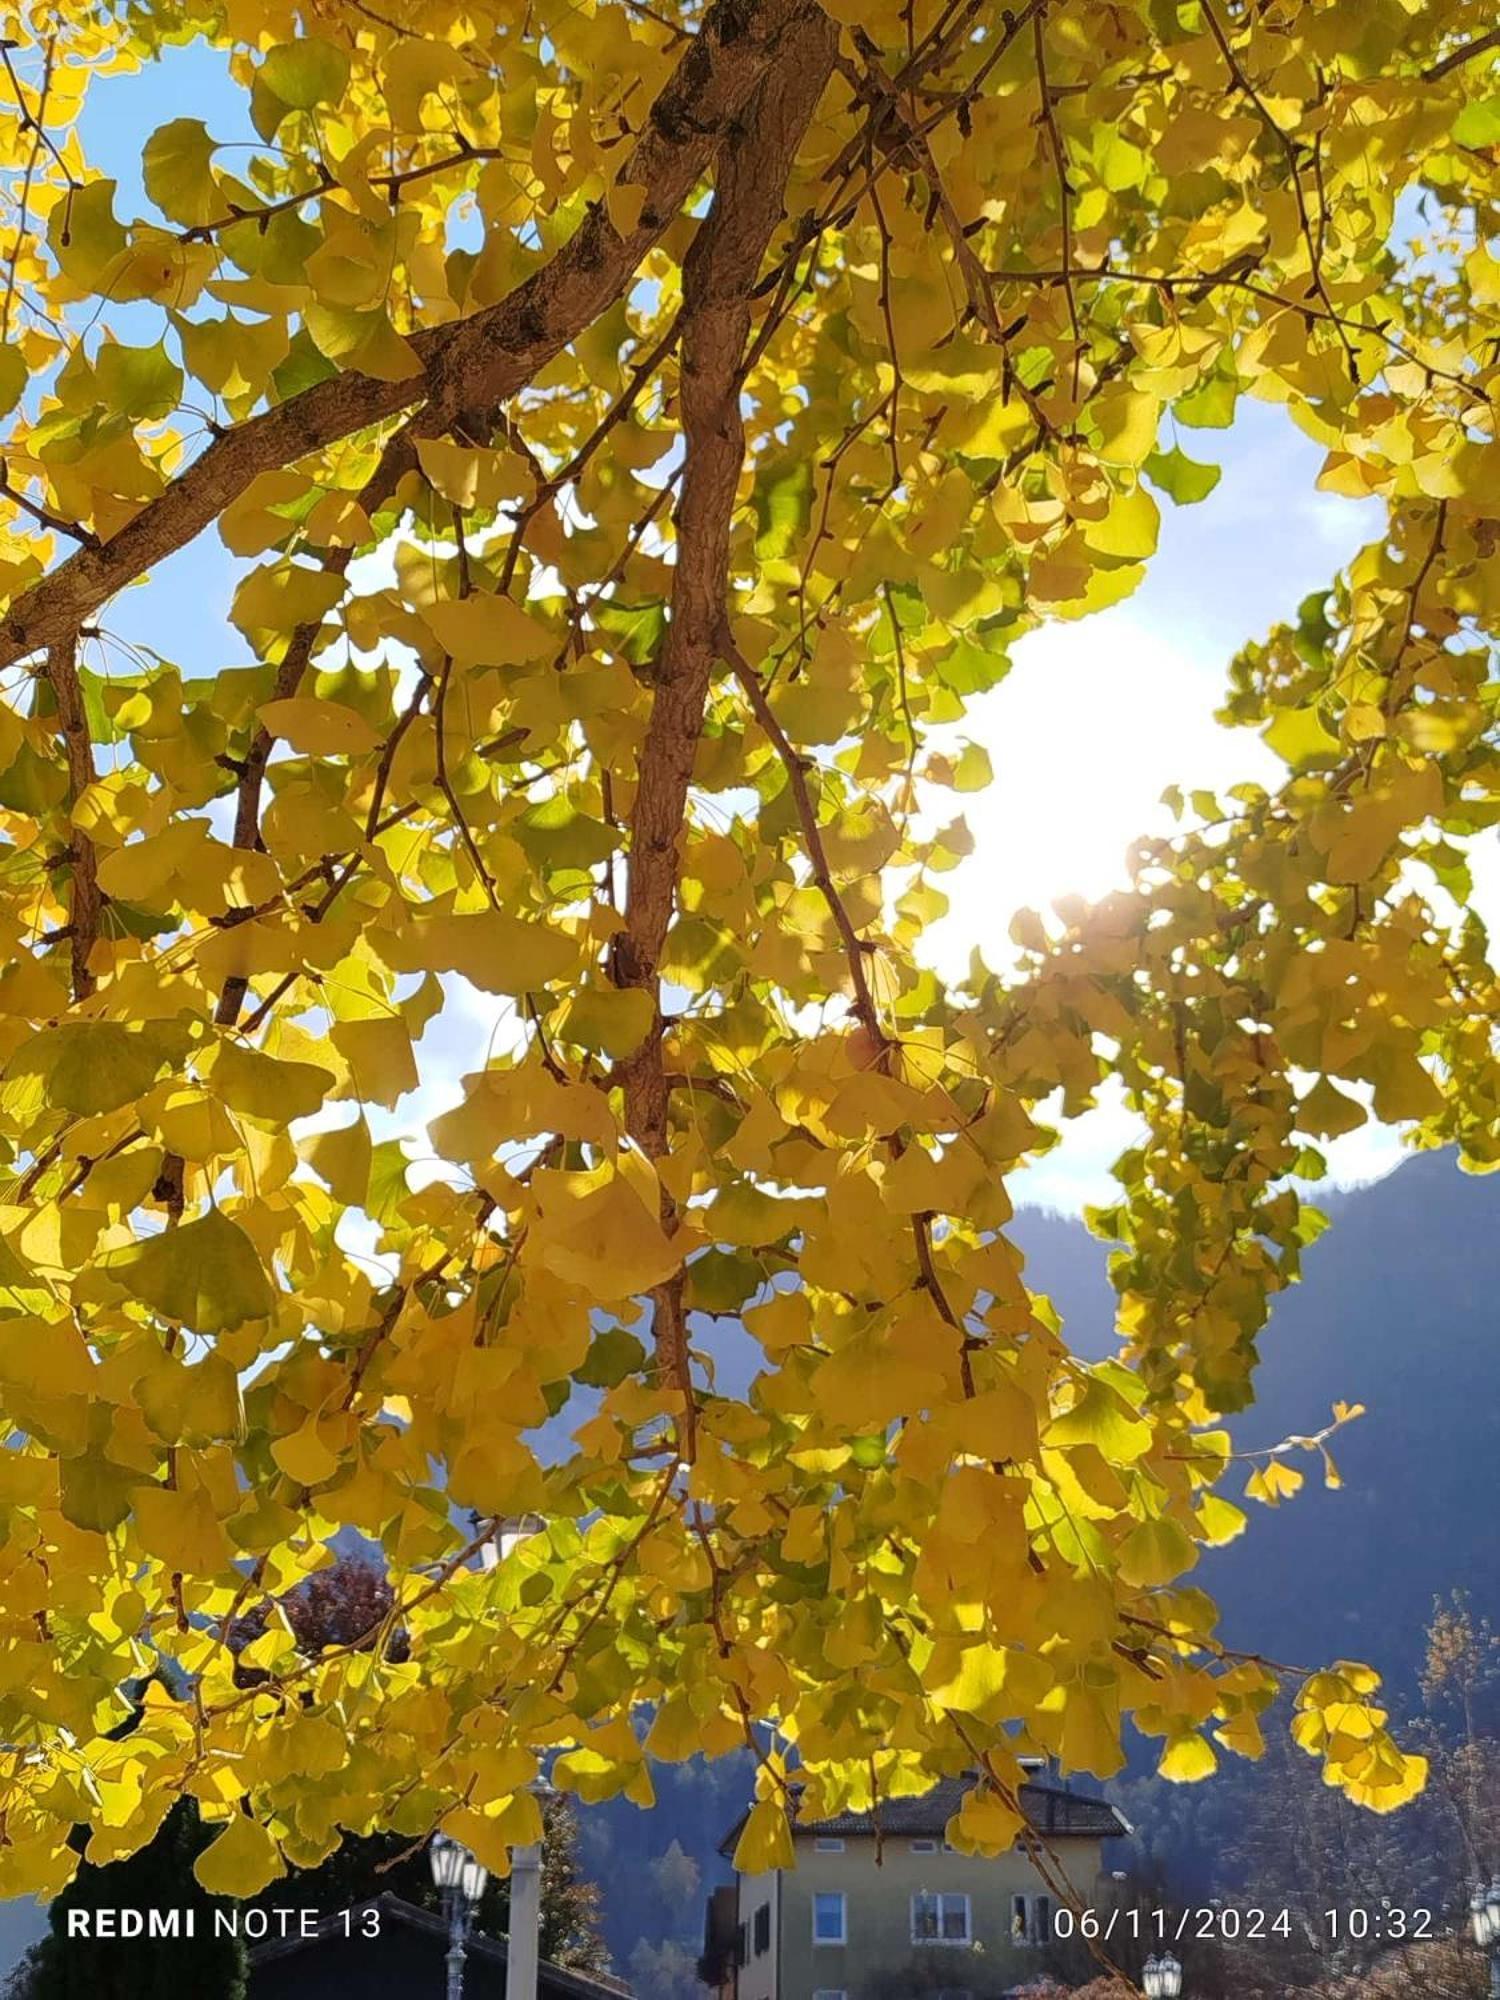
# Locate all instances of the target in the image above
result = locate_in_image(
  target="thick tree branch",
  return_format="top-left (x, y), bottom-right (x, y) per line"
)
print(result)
top-left (610, 8), bottom-right (837, 1465)
top-left (0, 0), bottom-right (816, 673)
top-left (51, 645), bottom-right (101, 1003)
top-left (46, 637), bottom-right (101, 1002)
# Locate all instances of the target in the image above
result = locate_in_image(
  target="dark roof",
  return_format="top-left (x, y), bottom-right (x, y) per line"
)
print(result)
top-left (719, 1773), bottom-right (1129, 1857)
top-left (247, 1893), bottom-right (631, 1999)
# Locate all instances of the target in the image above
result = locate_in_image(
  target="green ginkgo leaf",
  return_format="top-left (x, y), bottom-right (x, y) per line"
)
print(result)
top-left (1144, 445), bottom-right (1222, 505)
top-left (259, 38), bottom-right (351, 112)
top-left (141, 119), bottom-right (219, 227)
top-left (592, 598), bottom-right (666, 666)
top-left (752, 456), bottom-right (813, 560)
top-left (6, 1021), bottom-right (185, 1116)
top-left (58, 1451), bottom-right (141, 1534)
top-left (210, 1039), bottom-right (335, 1124)
top-left (106, 1210), bottom-right (274, 1333)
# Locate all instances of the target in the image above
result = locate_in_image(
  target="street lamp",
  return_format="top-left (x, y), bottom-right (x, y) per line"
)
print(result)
top-left (1143, 1953), bottom-right (1183, 2000)
top-left (472, 1519), bottom-right (548, 2000)
top-left (1470, 1879), bottom-right (1500, 1999)
top-left (431, 1832), bottom-right (490, 2000)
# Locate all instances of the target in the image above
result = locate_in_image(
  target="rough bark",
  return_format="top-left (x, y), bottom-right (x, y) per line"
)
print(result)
top-left (0, 0), bottom-right (818, 672)
top-left (611, 8), bottom-right (837, 1462)
top-left (47, 636), bottom-right (101, 1002)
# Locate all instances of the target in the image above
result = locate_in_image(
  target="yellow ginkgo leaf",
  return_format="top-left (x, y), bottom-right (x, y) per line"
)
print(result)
top-left (1159, 1732), bottom-right (1219, 1784)
top-left (732, 1799), bottom-right (794, 1875)
top-left (193, 1813), bottom-right (283, 1897)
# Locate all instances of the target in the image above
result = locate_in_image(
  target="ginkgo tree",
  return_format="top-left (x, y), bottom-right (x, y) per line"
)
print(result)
top-left (0, 0), bottom-right (1496, 1914)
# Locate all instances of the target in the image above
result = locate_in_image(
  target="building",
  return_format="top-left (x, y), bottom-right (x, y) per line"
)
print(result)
top-left (247, 1892), bottom-right (631, 2000)
top-left (703, 1771), bottom-right (1128, 2000)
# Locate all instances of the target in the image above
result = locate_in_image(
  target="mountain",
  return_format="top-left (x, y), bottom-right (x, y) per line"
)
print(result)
top-left (1184, 1148), bottom-right (1499, 1680)
top-left (577, 1148), bottom-right (1499, 1711)
top-left (5, 1154), bottom-right (1488, 1990)
top-left (1008, 1149), bottom-right (1500, 1686)
top-left (590, 1150), bottom-right (1500, 1986)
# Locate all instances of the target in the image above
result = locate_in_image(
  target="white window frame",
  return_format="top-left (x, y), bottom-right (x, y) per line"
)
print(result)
top-left (813, 1892), bottom-right (847, 1946)
top-left (814, 1836), bottom-right (845, 1852)
top-left (1011, 1893), bottom-right (1052, 1946)
top-left (911, 1891), bottom-right (972, 1946)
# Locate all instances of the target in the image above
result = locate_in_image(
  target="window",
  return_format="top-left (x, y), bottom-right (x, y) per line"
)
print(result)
top-left (909, 1838), bottom-right (938, 1853)
top-left (912, 1893), bottom-right (971, 1944)
top-left (754, 1903), bottom-right (771, 1957)
top-left (815, 1836), bottom-right (845, 1852)
top-left (813, 1892), bottom-right (847, 1945)
top-left (1011, 1894), bottom-right (1053, 1946)
top-left (813, 1991), bottom-right (848, 2000)
top-left (735, 1923), bottom-right (747, 1968)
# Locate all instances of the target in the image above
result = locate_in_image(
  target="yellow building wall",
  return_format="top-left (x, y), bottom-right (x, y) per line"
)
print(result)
top-left (763, 1832), bottom-right (1107, 2000)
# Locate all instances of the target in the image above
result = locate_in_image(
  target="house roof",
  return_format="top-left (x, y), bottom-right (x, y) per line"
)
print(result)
top-left (719, 1773), bottom-right (1129, 1857)
top-left (246, 1892), bottom-right (631, 1999)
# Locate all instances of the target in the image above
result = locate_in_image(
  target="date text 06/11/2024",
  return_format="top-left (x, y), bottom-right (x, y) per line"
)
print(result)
top-left (1053, 1908), bottom-right (1438, 1944)
top-left (63, 1907), bottom-right (384, 1941)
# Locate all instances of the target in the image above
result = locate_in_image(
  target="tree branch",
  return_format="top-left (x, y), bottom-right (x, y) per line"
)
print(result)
top-left (721, 629), bottom-right (885, 1046)
top-left (1422, 24), bottom-right (1500, 79)
top-left (46, 636), bottom-right (101, 1001)
top-left (610, 6), bottom-right (837, 1466)
top-left (0, 0), bottom-right (817, 673)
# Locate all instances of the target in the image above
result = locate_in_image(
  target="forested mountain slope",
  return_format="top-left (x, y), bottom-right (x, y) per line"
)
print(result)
top-left (591, 1151), bottom-right (1499, 1982)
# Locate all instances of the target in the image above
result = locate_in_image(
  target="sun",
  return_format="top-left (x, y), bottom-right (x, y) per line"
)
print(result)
top-left (922, 612), bottom-right (1281, 981)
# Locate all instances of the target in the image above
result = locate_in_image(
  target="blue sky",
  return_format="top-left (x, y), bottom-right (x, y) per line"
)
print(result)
top-left (60, 42), bottom-right (1446, 1221)
top-left (0, 30), bottom-right (1481, 1975)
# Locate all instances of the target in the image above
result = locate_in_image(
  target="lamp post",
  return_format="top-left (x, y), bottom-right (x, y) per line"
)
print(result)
top-left (430, 1832), bottom-right (490, 2000)
top-left (507, 1830), bottom-right (543, 2000)
top-left (1471, 1878), bottom-right (1500, 2000)
top-left (1143, 1952), bottom-right (1183, 2000)
top-left (478, 1516), bottom-right (548, 2000)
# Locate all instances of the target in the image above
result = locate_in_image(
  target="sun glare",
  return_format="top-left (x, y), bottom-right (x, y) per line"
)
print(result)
top-left (924, 615), bottom-right (1281, 982)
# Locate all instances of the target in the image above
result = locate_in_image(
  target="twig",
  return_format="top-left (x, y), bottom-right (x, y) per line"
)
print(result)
top-left (1032, 12), bottom-right (1082, 402)
top-left (1422, 24), bottom-right (1500, 80)
top-left (0, 467), bottom-right (100, 549)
